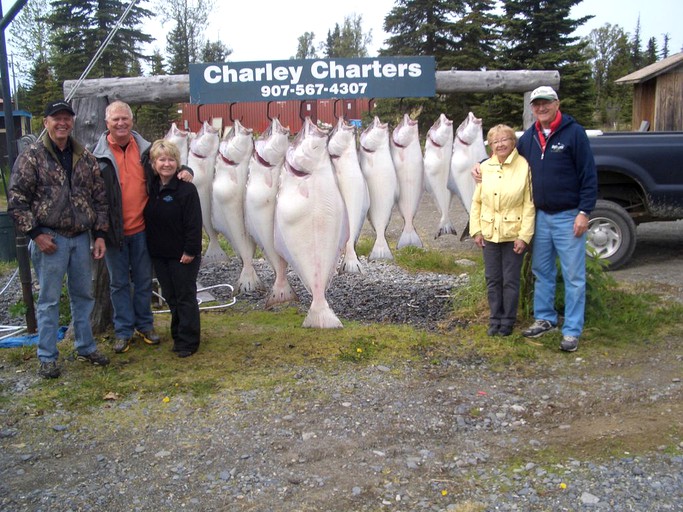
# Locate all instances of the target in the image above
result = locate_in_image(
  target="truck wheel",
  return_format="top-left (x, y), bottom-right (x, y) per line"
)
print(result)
top-left (586, 199), bottom-right (637, 270)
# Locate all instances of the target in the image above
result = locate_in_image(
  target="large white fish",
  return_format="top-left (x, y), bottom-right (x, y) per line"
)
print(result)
top-left (423, 113), bottom-right (456, 238)
top-left (244, 117), bottom-right (297, 308)
top-left (275, 117), bottom-right (348, 329)
top-left (164, 122), bottom-right (190, 166)
top-left (450, 112), bottom-right (488, 214)
top-left (211, 120), bottom-right (262, 293)
top-left (390, 113), bottom-right (424, 249)
top-left (188, 121), bottom-right (227, 263)
top-left (359, 116), bottom-right (398, 261)
top-left (328, 116), bottom-right (369, 274)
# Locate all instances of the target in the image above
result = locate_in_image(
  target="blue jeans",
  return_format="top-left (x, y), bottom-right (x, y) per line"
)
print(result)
top-left (30, 232), bottom-right (98, 362)
top-left (532, 209), bottom-right (587, 337)
top-left (104, 231), bottom-right (154, 339)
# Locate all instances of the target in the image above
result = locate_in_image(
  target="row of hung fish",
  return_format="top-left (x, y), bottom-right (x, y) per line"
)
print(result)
top-left (163, 112), bottom-right (488, 328)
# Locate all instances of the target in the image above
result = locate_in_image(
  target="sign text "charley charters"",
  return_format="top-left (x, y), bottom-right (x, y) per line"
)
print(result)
top-left (189, 57), bottom-right (435, 103)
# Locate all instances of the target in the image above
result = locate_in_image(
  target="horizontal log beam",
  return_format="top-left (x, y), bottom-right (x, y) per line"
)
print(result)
top-left (64, 75), bottom-right (190, 104)
top-left (435, 70), bottom-right (560, 93)
top-left (64, 70), bottom-right (560, 103)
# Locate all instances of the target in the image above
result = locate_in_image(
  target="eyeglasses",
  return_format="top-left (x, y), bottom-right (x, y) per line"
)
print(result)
top-left (491, 137), bottom-right (513, 146)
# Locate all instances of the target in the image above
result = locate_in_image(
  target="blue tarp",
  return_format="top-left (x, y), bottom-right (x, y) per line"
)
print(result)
top-left (0, 326), bottom-right (67, 348)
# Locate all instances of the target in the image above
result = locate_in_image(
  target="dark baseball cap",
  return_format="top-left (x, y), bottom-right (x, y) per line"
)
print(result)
top-left (44, 100), bottom-right (76, 117)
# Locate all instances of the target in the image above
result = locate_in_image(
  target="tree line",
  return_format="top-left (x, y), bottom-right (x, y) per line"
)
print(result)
top-left (7, 0), bottom-right (678, 139)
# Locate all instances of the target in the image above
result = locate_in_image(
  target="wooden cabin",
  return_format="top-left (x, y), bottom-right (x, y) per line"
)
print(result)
top-left (616, 52), bottom-right (683, 131)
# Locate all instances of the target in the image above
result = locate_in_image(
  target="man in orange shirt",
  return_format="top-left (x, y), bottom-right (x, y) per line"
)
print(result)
top-left (92, 101), bottom-right (191, 353)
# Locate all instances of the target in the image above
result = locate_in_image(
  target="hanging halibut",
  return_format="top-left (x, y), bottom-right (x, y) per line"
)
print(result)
top-left (212, 119), bottom-right (263, 293)
top-left (244, 117), bottom-right (297, 308)
top-left (328, 116), bottom-right (369, 274)
top-left (164, 122), bottom-right (190, 166)
top-left (359, 116), bottom-right (398, 260)
top-left (423, 113), bottom-right (456, 238)
top-left (450, 112), bottom-right (488, 214)
top-left (275, 117), bottom-right (348, 329)
top-left (390, 113), bottom-right (424, 249)
top-left (188, 121), bottom-right (227, 263)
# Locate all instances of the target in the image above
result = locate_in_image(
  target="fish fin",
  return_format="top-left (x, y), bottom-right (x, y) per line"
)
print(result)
top-left (459, 220), bottom-right (471, 242)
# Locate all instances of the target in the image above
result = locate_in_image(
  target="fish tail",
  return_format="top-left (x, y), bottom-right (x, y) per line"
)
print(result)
top-left (203, 239), bottom-right (228, 263)
top-left (397, 229), bottom-right (423, 249)
top-left (340, 249), bottom-right (364, 274)
top-left (302, 300), bottom-right (343, 329)
top-left (435, 221), bottom-right (457, 239)
top-left (369, 238), bottom-right (393, 261)
top-left (237, 267), bottom-right (264, 294)
top-left (265, 281), bottom-right (298, 309)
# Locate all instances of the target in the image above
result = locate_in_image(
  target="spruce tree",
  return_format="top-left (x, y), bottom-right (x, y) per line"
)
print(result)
top-left (378, 0), bottom-right (498, 133)
top-left (46, 0), bottom-right (153, 82)
top-left (491, 0), bottom-right (594, 128)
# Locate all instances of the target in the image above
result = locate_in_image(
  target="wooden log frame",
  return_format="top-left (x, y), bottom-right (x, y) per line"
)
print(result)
top-left (64, 69), bottom-right (560, 333)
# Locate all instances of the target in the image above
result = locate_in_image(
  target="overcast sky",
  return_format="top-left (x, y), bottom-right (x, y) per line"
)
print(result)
top-left (145, 0), bottom-right (682, 63)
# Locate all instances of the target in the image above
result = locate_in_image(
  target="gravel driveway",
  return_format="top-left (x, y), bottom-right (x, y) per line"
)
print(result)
top-left (1, 197), bottom-right (681, 511)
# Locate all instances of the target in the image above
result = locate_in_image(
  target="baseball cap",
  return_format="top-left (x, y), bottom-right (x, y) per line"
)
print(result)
top-left (529, 86), bottom-right (559, 103)
top-left (44, 100), bottom-right (76, 117)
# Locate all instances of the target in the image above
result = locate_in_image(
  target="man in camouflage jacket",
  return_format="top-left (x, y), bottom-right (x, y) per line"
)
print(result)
top-left (8, 100), bottom-right (110, 379)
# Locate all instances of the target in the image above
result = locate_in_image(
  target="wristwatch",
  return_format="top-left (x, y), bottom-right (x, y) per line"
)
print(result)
top-left (579, 210), bottom-right (589, 217)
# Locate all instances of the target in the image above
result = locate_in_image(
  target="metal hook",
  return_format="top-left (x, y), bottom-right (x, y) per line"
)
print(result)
top-left (299, 100), bottom-right (311, 122)
top-left (333, 99), bottom-right (341, 120)
top-left (228, 102), bottom-right (242, 123)
top-left (196, 104), bottom-right (205, 124)
top-left (266, 101), bottom-right (274, 121)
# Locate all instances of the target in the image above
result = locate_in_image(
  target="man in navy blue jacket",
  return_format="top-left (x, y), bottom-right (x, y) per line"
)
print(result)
top-left (518, 86), bottom-right (597, 352)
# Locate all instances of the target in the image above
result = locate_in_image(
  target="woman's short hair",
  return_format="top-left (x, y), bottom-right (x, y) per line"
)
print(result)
top-left (486, 124), bottom-right (517, 147)
top-left (149, 139), bottom-right (181, 169)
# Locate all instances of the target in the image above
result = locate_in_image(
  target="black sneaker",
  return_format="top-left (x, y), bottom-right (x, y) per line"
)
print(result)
top-left (77, 351), bottom-right (110, 366)
top-left (135, 329), bottom-right (160, 345)
top-left (38, 361), bottom-right (61, 379)
top-left (113, 337), bottom-right (131, 353)
top-left (560, 335), bottom-right (579, 352)
top-left (497, 325), bottom-right (513, 337)
top-left (522, 320), bottom-right (557, 338)
top-left (487, 325), bottom-right (499, 336)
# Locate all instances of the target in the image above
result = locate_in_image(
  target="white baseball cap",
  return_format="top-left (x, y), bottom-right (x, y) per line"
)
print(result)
top-left (529, 86), bottom-right (559, 103)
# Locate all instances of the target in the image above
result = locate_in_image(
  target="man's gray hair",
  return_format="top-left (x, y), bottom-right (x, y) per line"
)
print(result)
top-left (105, 100), bottom-right (133, 121)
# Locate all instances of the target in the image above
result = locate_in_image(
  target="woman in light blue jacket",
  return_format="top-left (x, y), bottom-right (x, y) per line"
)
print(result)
top-left (470, 124), bottom-right (535, 336)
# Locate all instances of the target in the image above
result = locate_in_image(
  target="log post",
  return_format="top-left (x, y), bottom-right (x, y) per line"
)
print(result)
top-left (72, 96), bottom-right (111, 335)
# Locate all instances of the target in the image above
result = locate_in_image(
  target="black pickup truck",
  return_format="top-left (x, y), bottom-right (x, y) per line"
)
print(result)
top-left (587, 131), bottom-right (683, 269)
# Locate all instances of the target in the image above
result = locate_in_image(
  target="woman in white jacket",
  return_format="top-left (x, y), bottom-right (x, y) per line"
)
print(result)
top-left (470, 124), bottom-right (535, 336)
